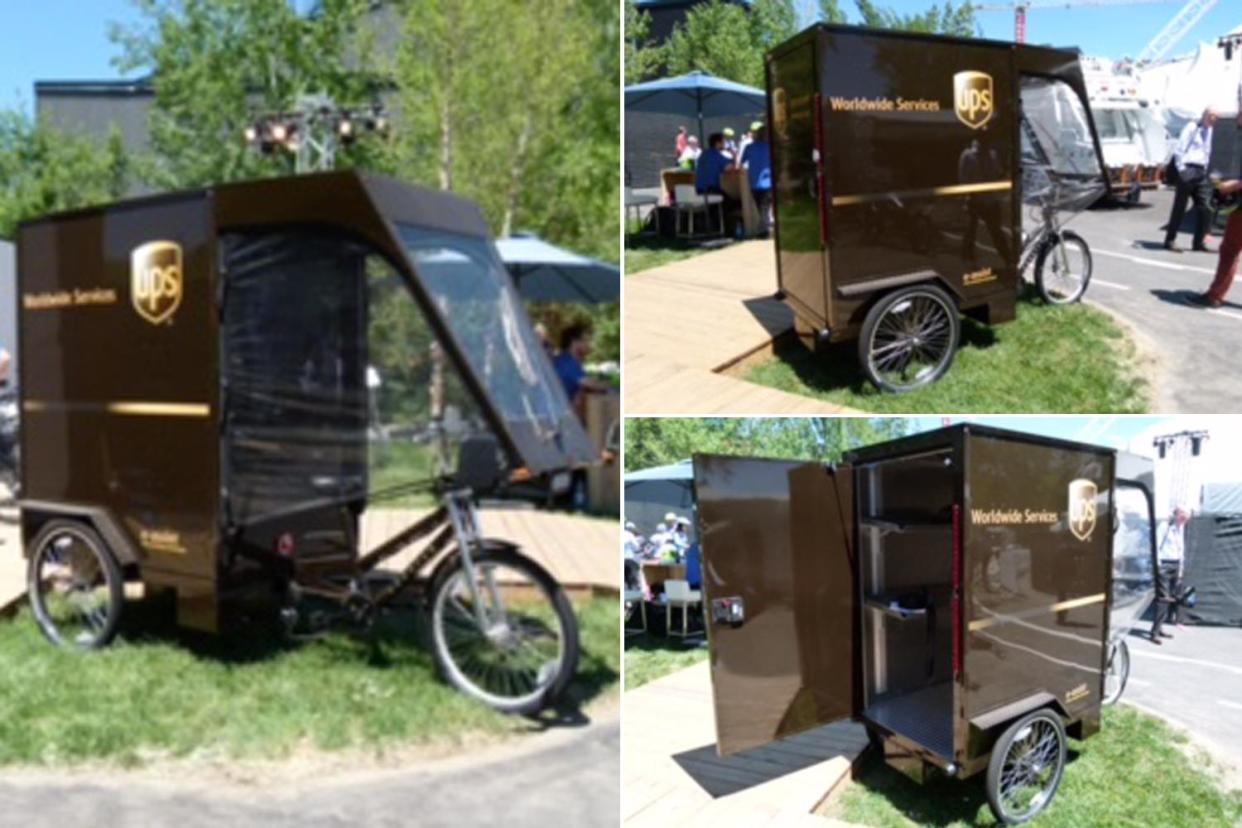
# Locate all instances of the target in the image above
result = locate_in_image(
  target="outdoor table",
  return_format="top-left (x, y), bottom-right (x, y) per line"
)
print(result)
top-left (641, 562), bottom-right (686, 590)
top-left (660, 168), bottom-right (694, 204)
top-left (720, 168), bottom-right (760, 237)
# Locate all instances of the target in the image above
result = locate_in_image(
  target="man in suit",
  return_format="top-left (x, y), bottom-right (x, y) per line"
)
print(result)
top-left (1164, 108), bottom-right (1217, 253)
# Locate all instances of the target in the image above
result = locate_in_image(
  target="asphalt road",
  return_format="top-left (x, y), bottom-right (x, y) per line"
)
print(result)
top-left (0, 715), bottom-right (619, 827)
top-left (1069, 189), bottom-right (1241, 412)
top-left (1122, 624), bottom-right (1242, 789)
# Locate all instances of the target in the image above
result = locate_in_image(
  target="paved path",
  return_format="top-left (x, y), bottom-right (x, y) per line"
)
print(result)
top-left (1070, 189), bottom-right (1242, 413)
top-left (623, 660), bottom-right (868, 826)
top-left (624, 241), bottom-right (856, 416)
top-left (0, 714), bottom-right (619, 827)
top-left (1121, 624), bottom-right (1242, 789)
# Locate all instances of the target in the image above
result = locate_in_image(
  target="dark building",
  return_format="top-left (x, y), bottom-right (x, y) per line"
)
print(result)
top-left (35, 78), bottom-right (154, 155)
top-left (634, 0), bottom-right (747, 42)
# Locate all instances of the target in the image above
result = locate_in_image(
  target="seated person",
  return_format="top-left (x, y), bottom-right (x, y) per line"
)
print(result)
top-left (684, 542), bottom-right (701, 590)
top-left (678, 136), bottom-right (701, 170)
top-left (553, 324), bottom-right (608, 416)
top-left (694, 133), bottom-right (732, 196)
top-left (740, 125), bottom-right (772, 238)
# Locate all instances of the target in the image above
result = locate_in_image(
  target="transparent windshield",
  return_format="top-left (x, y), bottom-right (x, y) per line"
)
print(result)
top-left (397, 224), bottom-right (572, 437)
top-left (1111, 484), bottom-right (1157, 641)
top-left (1020, 75), bottom-right (1107, 211)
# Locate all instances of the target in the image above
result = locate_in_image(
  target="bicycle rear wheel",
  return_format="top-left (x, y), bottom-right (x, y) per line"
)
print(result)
top-left (429, 545), bottom-right (579, 715)
top-left (1035, 230), bottom-right (1092, 304)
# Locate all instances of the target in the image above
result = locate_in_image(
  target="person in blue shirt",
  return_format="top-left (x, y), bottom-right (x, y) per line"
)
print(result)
top-left (552, 323), bottom-right (606, 415)
top-left (740, 125), bottom-right (772, 238)
top-left (695, 132), bottom-right (738, 235)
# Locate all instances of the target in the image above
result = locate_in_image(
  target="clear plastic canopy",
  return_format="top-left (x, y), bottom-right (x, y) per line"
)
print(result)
top-left (1020, 75), bottom-right (1108, 212)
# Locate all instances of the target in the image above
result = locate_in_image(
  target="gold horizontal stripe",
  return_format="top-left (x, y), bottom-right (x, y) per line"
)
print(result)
top-left (22, 400), bottom-right (211, 418)
top-left (832, 180), bottom-right (1012, 207)
top-left (968, 592), bottom-right (1106, 633)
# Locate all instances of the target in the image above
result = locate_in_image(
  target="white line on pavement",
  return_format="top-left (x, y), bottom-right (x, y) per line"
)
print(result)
top-left (1129, 648), bottom-right (1242, 676)
top-left (1091, 278), bottom-right (1130, 290)
top-left (1093, 247), bottom-right (1216, 275)
top-left (1126, 677), bottom-right (1152, 687)
top-left (1220, 699), bottom-right (1242, 712)
top-left (1209, 308), bottom-right (1242, 322)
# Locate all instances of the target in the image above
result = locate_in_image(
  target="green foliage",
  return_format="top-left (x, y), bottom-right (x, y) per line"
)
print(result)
top-left (625, 634), bottom-right (708, 689)
top-left (634, 0), bottom-right (979, 88)
top-left (109, 0), bottom-right (377, 189)
top-left (624, 417), bottom-right (910, 472)
top-left (0, 111), bottom-right (131, 238)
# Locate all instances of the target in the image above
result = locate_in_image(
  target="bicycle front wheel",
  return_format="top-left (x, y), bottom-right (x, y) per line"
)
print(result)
top-left (429, 545), bottom-right (579, 715)
top-left (1035, 230), bottom-right (1092, 304)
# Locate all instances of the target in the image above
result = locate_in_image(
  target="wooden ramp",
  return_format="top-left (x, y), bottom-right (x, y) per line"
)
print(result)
top-left (623, 660), bottom-right (869, 826)
top-left (362, 505), bottom-right (619, 595)
top-left (625, 241), bottom-right (857, 416)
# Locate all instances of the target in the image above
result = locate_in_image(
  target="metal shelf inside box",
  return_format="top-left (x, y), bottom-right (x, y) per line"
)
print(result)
top-left (864, 682), bottom-right (954, 759)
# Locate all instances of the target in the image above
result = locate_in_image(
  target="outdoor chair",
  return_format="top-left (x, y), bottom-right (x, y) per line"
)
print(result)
top-left (672, 184), bottom-right (723, 239)
top-left (663, 578), bottom-right (702, 639)
top-left (625, 186), bottom-right (660, 235)
top-left (624, 588), bottom-right (648, 636)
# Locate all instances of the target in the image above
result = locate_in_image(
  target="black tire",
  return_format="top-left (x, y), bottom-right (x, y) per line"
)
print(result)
top-left (986, 709), bottom-right (1067, 825)
top-left (1035, 229), bottom-right (1092, 304)
top-left (1102, 638), bottom-right (1130, 705)
top-left (858, 284), bottom-right (960, 393)
top-left (428, 545), bottom-right (579, 715)
top-left (27, 519), bottom-right (124, 649)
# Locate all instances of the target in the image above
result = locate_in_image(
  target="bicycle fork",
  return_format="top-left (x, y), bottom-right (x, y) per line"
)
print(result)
top-left (444, 490), bottom-right (506, 633)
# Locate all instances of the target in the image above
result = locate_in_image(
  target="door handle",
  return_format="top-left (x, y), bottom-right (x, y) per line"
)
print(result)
top-left (712, 596), bottom-right (745, 626)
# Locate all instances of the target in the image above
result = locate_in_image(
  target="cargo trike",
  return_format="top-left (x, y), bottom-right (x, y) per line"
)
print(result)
top-left (16, 171), bottom-right (596, 714)
top-left (693, 424), bottom-right (1156, 823)
top-left (765, 25), bottom-right (1109, 391)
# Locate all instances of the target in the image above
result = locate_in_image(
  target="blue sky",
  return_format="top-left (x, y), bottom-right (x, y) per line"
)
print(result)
top-left (2, 1), bottom-right (1239, 113)
top-left (0, 0), bottom-right (315, 112)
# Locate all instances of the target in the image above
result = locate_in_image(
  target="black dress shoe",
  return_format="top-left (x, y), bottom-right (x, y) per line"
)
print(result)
top-left (1150, 635), bottom-right (1163, 645)
top-left (1194, 244), bottom-right (1214, 253)
top-left (1159, 631), bottom-right (1173, 638)
top-left (1164, 242), bottom-right (1183, 253)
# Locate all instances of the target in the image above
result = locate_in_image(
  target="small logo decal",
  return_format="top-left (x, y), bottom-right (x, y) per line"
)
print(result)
top-left (1068, 479), bottom-right (1098, 541)
top-left (131, 240), bottom-right (183, 325)
top-left (954, 71), bottom-right (994, 130)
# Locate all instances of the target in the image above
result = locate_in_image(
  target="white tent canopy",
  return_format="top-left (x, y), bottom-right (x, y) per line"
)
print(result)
top-left (624, 459), bottom-right (696, 540)
top-left (1139, 24), bottom-right (1242, 125)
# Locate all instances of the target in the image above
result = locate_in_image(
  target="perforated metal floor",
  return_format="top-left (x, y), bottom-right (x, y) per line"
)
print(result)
top-left (864, 682), bottom-right (953, 758)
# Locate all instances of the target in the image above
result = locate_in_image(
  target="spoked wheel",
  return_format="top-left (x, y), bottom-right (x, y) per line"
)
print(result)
top-left (1035, 229), bottom-right (1092, 304)
top-left (429, 545), bottom-right (579, 715)
top-left (986, 710), bottom-right (1067, 825)
top-left (859, 284), bottom-right (960, 393)
top-left (1102, 638), bottom-right (1130, 705)
top-left (27, 520), bottom-right (124, 649)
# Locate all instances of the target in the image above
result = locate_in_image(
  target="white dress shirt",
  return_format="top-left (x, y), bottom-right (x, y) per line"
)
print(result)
top-left (1175, 121), bottom-right (1212, 171)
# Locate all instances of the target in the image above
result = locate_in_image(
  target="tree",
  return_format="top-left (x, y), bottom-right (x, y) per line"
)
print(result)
top-left (625, 418), bottom-right (910, 472)
top-left (0, 110), bottom-right (131, 239)
top-left (662, 1), bottom-right (768, 87)
top-left (626, 0), bottom-right (664, 83)
top-left (109, 0), bottom-right (376, 189)
top-left (833, 0), bottom-right (978, 36)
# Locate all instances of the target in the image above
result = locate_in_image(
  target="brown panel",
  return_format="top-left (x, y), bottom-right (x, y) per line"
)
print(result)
top-left (789, 462), bottom-right (860, 720)
top-left (694, 455), bottom-right (854, 756)
top-left (18, 197), bottom-right (220, 581)
top-left (962, 432), bottom-right (1113, 741)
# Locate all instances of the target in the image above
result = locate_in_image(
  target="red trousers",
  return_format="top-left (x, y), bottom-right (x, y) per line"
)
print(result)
top-left (1207, 211), bottom-right (1242, 303)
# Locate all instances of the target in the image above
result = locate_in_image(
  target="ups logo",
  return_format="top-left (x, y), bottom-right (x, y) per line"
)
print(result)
top-left (954, 70), bottom-right (994, 130)
top-left (1068, 479), bottom-right (1097, 542)
top-left (131, 241), bottom-right (183, 325)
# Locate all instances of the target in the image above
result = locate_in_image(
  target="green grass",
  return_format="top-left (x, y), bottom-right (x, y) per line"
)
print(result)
top-left (0, 596), bottom-right (618, 768)
top-left (743, 294), bottom-right (1149, 413)
top-left (624, 235), bottom-right (732, 274)
top-left (624, 632), bottom-right (708, 690)
top-left (368, 440), bottom-right (437, 508)
top-left (834, 705), bottom-right (1242, 827)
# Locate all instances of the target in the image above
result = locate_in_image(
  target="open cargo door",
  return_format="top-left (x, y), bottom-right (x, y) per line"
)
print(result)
top-left (694, 455), bottom-right (857, 756)
top-left (767, 39), bottom-right (828, 327)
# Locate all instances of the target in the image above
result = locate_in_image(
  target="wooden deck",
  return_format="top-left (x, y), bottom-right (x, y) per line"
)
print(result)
top-left (363, 505), bottom-right (619, 595)
top-left (623, 660), bottom-right (869, 826)
top-left (625, 241), bottom-right (856, 416)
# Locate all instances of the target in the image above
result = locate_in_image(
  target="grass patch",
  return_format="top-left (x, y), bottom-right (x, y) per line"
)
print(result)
top-left (625, 236), bottom-right (731, 274)
top-left (368, 440), bottom-right (437, 508)
top-left (833, 705), bottom-right (1242, 827)
top-left (624, 632), bottom-right (708, 690)
top-left (0, 595), bottom-right (618, 768)
top-left (743, 294), bottom-right (1148, 413)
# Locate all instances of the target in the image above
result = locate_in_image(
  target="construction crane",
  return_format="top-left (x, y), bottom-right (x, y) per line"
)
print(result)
top-left (1137, 0), bottom-right (1221, 63)
top-left (975, 0), bottom-right (1177, 45)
